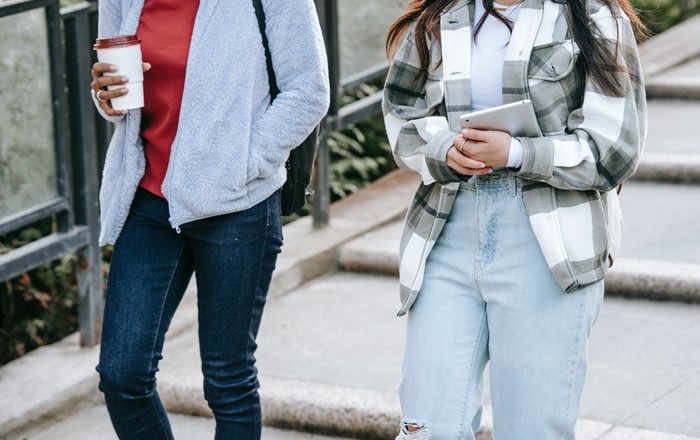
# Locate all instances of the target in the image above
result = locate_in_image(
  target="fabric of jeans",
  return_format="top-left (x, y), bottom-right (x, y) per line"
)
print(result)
top-left (397, 172), bottom-right (604, 440)
top-left (97, 187), bottom-right (282, 440)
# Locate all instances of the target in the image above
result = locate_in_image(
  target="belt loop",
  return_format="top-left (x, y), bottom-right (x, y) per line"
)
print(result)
top-left (508, 174), bottom-right (516, 197)
top-left (459, 176), bottom-right (474, 190)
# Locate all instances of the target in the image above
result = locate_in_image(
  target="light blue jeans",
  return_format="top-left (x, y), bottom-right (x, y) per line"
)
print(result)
top-left (397, 172), bottom-right (604, 440)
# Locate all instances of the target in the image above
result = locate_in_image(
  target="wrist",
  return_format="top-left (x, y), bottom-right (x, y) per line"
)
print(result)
top-left (507, 137), bottom-right (524, 169)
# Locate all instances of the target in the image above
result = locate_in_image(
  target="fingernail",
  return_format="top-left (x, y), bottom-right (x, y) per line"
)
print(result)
top-left (121, 87), bottom-right (129, 94)
top-left (109, 65), bottom-right (117, 71)
top-left (121, 76), bottom-right (129, 83)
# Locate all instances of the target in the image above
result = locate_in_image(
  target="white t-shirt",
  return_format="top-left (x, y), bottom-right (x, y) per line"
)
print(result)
top-left (470, 0), bottom-right (524, 168)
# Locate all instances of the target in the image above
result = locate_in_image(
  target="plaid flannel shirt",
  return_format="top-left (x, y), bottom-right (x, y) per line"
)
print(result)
top-left (383, 0), bottom-right (647, 316)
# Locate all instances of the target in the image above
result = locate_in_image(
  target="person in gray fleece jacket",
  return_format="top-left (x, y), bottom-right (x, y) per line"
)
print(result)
top-left (89, 0), bottom-right (329, 438)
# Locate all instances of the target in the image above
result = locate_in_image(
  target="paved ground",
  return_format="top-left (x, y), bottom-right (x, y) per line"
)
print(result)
top-left (606, 181), bottom-right (700, 264)
top-left (157, 271), bottom-right (700, 438)
top-left (14, 268), bottom-right (700, 439)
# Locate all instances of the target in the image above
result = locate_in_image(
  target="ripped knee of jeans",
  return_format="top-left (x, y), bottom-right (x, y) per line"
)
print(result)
top-left (396, 418), bottom-right (432, 439)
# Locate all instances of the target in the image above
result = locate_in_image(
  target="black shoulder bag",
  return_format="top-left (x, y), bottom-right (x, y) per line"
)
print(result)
top-left (252, 0), bottom-right (321, 216)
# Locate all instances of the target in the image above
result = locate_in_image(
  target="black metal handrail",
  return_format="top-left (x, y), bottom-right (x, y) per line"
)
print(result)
top-left (312, 0), bottom-right (388, 228)
top-left (0, 0), bottom-right (103, 346)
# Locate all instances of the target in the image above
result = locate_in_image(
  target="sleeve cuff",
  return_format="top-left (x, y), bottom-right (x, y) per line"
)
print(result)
top-left (91, 89), bottom-right (125, 123)
top-left (426, 129), bottom-right (463, 185)
top-left (510, 136), bottom-right (554, 181)
top-left (507, 137), bottom-right (524, 169)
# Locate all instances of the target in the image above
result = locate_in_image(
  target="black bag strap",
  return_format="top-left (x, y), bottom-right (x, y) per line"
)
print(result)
top-left (252, 0), bottom-right (280, 100)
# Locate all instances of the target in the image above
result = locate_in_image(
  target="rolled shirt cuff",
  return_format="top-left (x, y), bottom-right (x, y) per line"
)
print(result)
top-left (507, 137), bottom-right (523, 169)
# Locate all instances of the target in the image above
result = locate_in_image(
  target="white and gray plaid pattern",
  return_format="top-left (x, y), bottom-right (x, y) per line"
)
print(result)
top-left (383, 0), bottom-right (646, 316)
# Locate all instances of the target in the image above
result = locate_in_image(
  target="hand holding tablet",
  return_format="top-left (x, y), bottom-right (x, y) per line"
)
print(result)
top-left (459, 100), bottom-right (542, 138)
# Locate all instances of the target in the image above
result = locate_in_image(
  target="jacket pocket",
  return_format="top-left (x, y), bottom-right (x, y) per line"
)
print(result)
top-left (527, 40), bottom-right (583, 135)
top-left (528, 39), bottom-right (579, 81)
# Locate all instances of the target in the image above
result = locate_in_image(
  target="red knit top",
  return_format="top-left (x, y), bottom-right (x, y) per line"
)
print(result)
top-left (138, 0), bottom-right (200, 198)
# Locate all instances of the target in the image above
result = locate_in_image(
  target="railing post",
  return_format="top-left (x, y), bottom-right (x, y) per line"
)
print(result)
top-left (312, 122), bottom-right (331, 227)
top-left (46, 0), bottom-right (73, 234)
top-left (86, 0), bottom-right (112, 173)
top-left (63, 3), bottom-right (103, 347)
top-left (312, 0), bottom-right (339, 229)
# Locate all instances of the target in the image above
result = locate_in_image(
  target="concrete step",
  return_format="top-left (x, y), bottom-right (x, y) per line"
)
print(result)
top-left (646, 58), bottom-right (700, 100)
top-left (155, 271), bottom-right (700, 438)
top-left (339, 181), bottom-right (700, 303)
top-left (640, 14), bottom-right (700, 100)
top-left (157, 374), bottom-right (700, 440)
top-left (339, 228), bottom-right (700, 303)
top-left (640, 15), bottom-right (700, 79)
top-left (5, 269), bottom-right (700, 439)
top-left (624, 100), bottom-right (700, 183)
top-left (611, 181), bottom-right (700, 265)
top-left (644, 100), bottom-right (700, 156)
top-left (17, 404), bottom-right (354, 440)
top-left (634, 153), bottom-right (700, 184)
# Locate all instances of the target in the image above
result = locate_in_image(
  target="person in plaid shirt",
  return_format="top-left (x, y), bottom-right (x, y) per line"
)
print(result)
top-left (383, 0), bottom-right (647, 437)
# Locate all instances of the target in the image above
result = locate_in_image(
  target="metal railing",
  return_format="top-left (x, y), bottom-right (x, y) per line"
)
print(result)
top-left (0, 0), bottom-right (105, 346)
top-left (0, 0), bottom-right (389, 347)
top-left (312, 0), bottom-right (388, 227)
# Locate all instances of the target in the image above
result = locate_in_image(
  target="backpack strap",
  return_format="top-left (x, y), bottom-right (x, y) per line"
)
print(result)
top-left (252, 0), bottom-right (280, 100)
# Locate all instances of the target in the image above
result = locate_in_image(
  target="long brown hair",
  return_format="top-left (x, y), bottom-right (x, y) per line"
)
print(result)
top-left (385, 0), bottom-right (648, 97)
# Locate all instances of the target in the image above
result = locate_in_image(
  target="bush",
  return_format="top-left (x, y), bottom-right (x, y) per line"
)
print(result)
top-left (329, 82), bottom-right (395, 200)
top-left (0, 220), bottom-right (78, 365)
top-left (633, 0), bottom-right (700, 35)
top-left (284, 81), bottom-right (394, 223)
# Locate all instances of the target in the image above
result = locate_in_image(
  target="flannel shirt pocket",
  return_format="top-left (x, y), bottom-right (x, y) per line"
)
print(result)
top-left (527, 40), bottom-right (584, 135)
top-left (528, 40), bottom-right (579, 81)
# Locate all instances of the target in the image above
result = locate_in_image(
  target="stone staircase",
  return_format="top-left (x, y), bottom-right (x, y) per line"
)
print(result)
top-left (634, 14), bottom-right (700, 185)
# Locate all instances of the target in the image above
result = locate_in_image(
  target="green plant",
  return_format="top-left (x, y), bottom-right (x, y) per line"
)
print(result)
top-left (328, 82), bottom-right (395, 201)
top-left (0, 219), bottom-right (78, 365)
top-left (329, 117), bottom-right (394, 200)
top-left (633, 0), bottom-right (700, 35)
top-left (59, 0), bottom-right (85, 7)
top-left (283, 81), bottom-right (394, 223)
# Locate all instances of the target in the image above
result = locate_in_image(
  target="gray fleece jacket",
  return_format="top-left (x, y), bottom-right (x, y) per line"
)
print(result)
top-left (94, 0), bottom-right (330, 245)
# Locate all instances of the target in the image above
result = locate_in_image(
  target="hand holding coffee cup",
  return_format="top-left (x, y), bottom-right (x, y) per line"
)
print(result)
top-left (92, 35), bottom-right (151, 115)
top-left (91, 62), bottom-right (151, 116)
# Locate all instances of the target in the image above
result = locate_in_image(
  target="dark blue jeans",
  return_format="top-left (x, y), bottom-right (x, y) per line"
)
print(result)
top-left (97, 188), bottom-right (282, 440)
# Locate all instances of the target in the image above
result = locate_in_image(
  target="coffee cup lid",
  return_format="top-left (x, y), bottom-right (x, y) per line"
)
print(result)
top-left (94, 34), bottom-right (141, 50)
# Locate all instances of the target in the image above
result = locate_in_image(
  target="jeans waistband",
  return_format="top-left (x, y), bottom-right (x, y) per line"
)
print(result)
top-left (459, 170), bottom-right (519, 195)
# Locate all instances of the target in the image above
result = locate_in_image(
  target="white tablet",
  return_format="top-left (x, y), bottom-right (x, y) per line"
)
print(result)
top-left (459, 100), bottom-right (542, 138)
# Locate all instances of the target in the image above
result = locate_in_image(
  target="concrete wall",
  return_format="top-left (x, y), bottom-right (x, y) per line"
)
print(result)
top-left (338, 0), bottom-right (402, 78)
top-left (0, 8), bottom-right (58, 220)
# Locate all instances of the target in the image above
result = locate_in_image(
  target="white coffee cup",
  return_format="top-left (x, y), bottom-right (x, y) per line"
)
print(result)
top-left (94, 35), bottom-right (144, 111)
